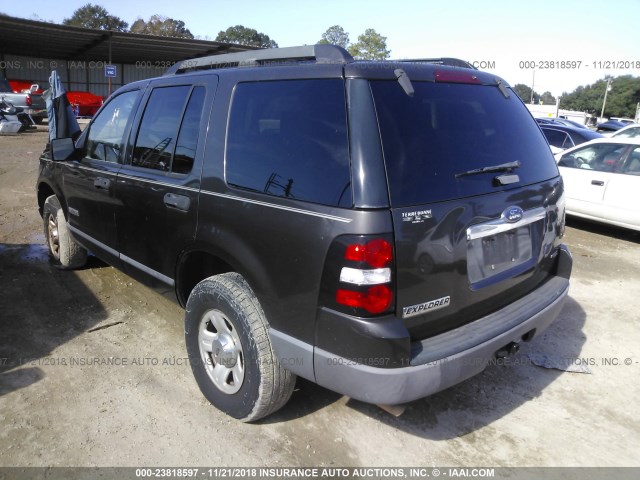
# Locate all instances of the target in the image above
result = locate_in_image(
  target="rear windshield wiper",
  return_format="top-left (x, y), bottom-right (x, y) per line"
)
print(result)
top-left (455, 160), bottom-right (521, 179)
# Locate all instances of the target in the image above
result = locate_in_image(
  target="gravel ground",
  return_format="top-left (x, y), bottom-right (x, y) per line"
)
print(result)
top-left (1, 128), bottom-right (639, 468)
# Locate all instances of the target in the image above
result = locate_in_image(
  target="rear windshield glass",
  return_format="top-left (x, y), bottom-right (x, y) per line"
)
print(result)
top-left (370, 81), bottom-right (559, 206)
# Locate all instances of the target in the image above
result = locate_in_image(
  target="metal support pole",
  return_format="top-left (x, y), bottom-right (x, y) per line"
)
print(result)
top-left (108, 32), bottom-right (112, 96)
top-left (600, 78), bottom-right (611, 120)
top-left (530, 71), bottom-right (535, 104)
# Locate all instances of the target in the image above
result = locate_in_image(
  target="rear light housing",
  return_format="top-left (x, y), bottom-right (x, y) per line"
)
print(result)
top-left (25, 94), bottom-right (32, 106)
top-left (320, 234), bottom-right (395, 317)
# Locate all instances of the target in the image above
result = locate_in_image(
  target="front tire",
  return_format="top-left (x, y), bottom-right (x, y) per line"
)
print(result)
top-left (185, 273), bottom-right (296, 422)
top-left (43, 195), bottom-right (87, 269)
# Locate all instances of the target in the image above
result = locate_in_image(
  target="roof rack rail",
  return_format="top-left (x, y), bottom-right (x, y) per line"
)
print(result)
top-left (397, 58), bottom-right (477, 70)
top-left (165, 44), bottom-right (354, 75)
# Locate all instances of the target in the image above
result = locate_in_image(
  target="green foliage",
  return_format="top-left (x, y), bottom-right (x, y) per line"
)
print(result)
top-left (130, 15), bottom-right (194, 38)
top-left (512, 84), bottom-right (556, 105)
top-left (513, 84), bottom-right (539, 104)
top-left (348, 28), bottom-right (390, 60)
top-left (62, 3), bottom-right (128, 31)
top-left (539, 91), bottom-right (556, 105)
top-left (561, 76), bottom-right (640, 118)
top-left (216, 25), bottom-right (278, 48)
top-left (318, 25), bottom-right (350, 49)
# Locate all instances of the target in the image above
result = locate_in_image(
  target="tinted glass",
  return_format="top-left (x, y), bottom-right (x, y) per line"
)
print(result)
top-left (173, 86), bottom-right (205, 174)
top-left (132, 86), bottom-right (190, 171)
top-left (542, 128), bottom-right (573, 149)
top-left (226, 80), bottom-right (351, 207)
top-left (370, 81), bottom-right (559, 206)
top-left (86, 90), bottom-right (138, 163)
top-left (558, 143), bottom-right (627, 171)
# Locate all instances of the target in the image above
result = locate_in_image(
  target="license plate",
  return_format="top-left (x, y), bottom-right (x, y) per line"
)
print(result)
top-left (467, 226), bottom-right (533, 284)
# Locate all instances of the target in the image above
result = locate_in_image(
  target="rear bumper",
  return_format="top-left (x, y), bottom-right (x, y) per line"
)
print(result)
top-left (314, 275), bottom-right (568, 404)
top-left (273, 245), bottom-right (572, 405)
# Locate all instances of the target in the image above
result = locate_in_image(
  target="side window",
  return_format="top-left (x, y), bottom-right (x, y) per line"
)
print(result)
top-left (132, 86), bottom-right (191, 171)
top-left (559, 144), bottom-right (626, 171)
top-left (173, 87), bottom-right (206, 174)
top-left (623, 147), bottom-right (640, 176)
top-left (225, 80), bottom-right (352, 208)
top-left (86, 90), bottom-right (138, 163)
top-left (616, 127), bottom-right (640, 139)
top-left (543, 128), bottom-right (572, 149)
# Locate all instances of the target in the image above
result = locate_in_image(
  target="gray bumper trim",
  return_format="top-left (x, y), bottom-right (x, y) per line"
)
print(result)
top-left (313, 279), bottom-right (569, 405)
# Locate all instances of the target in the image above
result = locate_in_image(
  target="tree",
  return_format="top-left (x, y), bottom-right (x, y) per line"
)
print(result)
top-left (540, 91), bottom-right (556, 105)
top-left (513, 84), bottom-right (539, 104)
top-left (215, 25), bottom-right (278, 48)
top-left (62, 3), bottom-right (128, 31)
top-left (561, 76), bottom-right (640, 117)
top-left (348, 28), bottom-right (390, 60)
top-left (130, 15), bottom-right (194, 38)
top-left (318, 25), bottom-right (350, 49)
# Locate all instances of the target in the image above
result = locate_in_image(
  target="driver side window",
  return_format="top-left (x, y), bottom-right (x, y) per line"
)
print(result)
top-left (86, 90), bottom-right (139, 163)
top-left (559, 144), bottom-right (625, 171)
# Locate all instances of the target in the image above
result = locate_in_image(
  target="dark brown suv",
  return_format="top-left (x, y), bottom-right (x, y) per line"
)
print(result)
top-left (37, 45), bottom-right (572, 421)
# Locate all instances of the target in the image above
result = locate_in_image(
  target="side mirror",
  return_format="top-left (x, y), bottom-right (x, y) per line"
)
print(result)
top-left (51, 138), bottom-right (76, 161)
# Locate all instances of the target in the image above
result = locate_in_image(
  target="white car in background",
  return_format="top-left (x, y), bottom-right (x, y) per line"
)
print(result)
top-left (555, 138), bottom-right (640, 231)
top-left (611, 123), bottom-right (640, 139)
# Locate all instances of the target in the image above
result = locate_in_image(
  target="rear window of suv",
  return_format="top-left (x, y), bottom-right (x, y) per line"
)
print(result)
top-left (370, 81), bottom-right (559, 206)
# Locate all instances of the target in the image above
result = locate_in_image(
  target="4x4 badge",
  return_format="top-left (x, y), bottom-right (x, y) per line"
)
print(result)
top-left (403, 295), bottom-right (451, 318)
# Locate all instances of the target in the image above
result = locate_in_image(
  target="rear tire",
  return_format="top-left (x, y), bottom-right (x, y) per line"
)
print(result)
top-left (43, 195), bottom-right (87, 269)
top-left (185, 272), bottom-right (296, 422)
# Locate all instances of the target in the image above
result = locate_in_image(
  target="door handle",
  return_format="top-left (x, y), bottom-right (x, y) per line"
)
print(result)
top-left (591, 180), bottom-right (605, 186)
top-left (163, 193), bottom-right (191, 212)
top-left (93, 177), bottom-right (111, 190)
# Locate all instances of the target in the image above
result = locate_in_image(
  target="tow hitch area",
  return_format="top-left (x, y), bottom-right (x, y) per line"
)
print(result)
top-left (376, 404), bottom-right (407, 417)
top-left (495, 342), bottom-right (520, 359)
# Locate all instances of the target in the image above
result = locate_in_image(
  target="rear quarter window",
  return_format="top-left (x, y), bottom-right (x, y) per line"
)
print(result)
top-left (225, 79), bottom-right (352, 208)
top-left (371, 81), bottom-right (559, 206)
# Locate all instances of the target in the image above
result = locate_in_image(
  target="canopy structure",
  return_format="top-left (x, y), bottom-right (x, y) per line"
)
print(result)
top-left (0, 15), bottom-right (258, 65)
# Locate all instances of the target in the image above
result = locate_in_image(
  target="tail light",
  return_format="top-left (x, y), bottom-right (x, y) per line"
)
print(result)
top-left (25, 94), bottom-right (32, 106)
top-left (321, 235), bottom-right (395, 316)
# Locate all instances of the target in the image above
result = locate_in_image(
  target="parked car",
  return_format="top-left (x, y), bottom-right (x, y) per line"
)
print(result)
top-left (536, 117), bottom-right (589, 130)
top-left (611, 123), bottom-right (640, 139)
top-left (8, 79), bottom-right (44, 94)
top-left (65, 91), bottom-right (103, 117)
top-left (596, 120), bottom-right (628, 132)
top-left (540, 124), bottom-right (603, 152)
top-left (0, 78), bottom-right (47, 123)
top-left (38, 45), bottom-right (572, 421)
top-left (555, 138), bottom-right (640, 231)
top-left (9, 80), bottom-right (103, 117)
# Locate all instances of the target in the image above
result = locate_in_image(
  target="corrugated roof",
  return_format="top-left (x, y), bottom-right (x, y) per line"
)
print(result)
top-left (0, 15), bottom-right (259, 64)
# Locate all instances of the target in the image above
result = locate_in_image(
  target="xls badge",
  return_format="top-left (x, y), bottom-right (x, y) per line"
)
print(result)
top-left (403, 295), bottom-right (451, 318)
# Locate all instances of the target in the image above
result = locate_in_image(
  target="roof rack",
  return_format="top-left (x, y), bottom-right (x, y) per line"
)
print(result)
top-left (165, 44), bottom-right (354, 75)
top-left (397, 58), bottom-right (477, 70)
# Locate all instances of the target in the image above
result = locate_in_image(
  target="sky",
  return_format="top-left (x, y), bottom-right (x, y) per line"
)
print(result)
top-left (3, 0), bottom-right (640, 97)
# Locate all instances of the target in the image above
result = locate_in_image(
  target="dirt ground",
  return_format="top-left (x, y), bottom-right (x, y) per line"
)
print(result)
top-left (0, 127), bottom-right (639, 468)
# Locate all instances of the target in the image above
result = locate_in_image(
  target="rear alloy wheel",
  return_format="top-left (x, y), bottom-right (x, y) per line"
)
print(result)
top-left (185, 272), bottom-right (296, 422)
top-left (43, 195), bottom-right (87, 269)
top-left (198, 309), bottom-right (245, 394)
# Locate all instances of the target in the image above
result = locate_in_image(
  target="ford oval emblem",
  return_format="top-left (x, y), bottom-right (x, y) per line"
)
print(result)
top-left (502, 206), bottom-right (524, 223)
